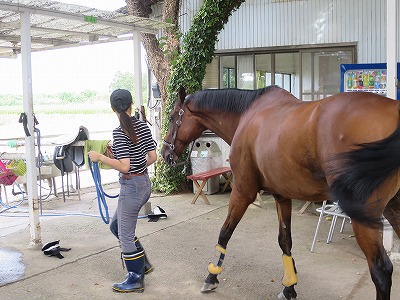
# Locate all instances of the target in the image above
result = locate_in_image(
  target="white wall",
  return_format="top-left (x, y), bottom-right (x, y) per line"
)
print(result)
top-left (178, 0), bottom-right (399, 64)
top-left (153, 0), bottom-right (399, 168)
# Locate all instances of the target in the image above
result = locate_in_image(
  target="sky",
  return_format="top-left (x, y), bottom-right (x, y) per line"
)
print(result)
top-left (0, 0), bottom-right (148, 94)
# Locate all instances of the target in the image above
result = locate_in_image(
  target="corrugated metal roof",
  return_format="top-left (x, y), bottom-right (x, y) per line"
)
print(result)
top-left (0, 0), bottom-right (168, 57)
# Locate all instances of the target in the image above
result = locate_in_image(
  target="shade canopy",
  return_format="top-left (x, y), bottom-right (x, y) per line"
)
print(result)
top-left (0, 0), bottom-right (167, 58)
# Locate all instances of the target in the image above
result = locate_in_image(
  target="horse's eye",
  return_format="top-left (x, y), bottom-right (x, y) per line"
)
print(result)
top-left (168, 116), bottom-right (173, 123)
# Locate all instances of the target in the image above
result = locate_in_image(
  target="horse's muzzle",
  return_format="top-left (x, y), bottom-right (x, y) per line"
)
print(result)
top-left (161, 143), bottom-right (177, 166)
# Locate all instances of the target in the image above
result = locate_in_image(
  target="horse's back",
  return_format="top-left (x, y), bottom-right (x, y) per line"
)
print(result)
top-left (230, 91), bottom-right (400, 201)
top-left (317, 92), bottom-right (400, 153)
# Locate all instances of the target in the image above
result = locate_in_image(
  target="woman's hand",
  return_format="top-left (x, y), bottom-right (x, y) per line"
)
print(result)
top-left (88, 151), bottom-right (129, 173)
top-left (88, 150), bottom-right (102, 162)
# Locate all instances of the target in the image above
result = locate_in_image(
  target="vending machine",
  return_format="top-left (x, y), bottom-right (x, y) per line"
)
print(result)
top-left (340, 63), bottom-right (400, 99)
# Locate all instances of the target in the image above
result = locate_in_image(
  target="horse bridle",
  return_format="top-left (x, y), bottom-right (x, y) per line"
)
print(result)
top-left (162, 107), bottom-right (185, 166)
top-left (162, 101), bottom-right (194, 172)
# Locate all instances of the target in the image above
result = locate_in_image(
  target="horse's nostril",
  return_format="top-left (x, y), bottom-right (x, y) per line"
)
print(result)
top-left (161, 151), bottom-right (172, 165)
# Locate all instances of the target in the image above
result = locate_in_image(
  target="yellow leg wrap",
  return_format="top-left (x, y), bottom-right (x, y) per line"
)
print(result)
top-left (282, 254), bottom-right (298, 287)
top-left (207, 244), bottom-right (226, 275)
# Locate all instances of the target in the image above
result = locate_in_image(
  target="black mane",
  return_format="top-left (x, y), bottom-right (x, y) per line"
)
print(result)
top-left (187, 85), bottom-right (279, 114)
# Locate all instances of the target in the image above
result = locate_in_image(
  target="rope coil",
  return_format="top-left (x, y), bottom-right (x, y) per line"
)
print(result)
top-left (88, 156), bottom-right (118, 224)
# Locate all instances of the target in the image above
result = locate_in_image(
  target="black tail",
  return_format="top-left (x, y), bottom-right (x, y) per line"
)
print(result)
top-left (329, 123), bottom-right (400, 227)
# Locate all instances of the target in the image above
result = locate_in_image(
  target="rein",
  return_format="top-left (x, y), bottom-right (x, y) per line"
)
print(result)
top-left (162, 102), bottom-right (194, 174)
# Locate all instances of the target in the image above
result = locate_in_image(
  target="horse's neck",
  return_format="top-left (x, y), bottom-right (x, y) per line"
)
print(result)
top-left (199, 111), bottom-right (239, 146)
top-left (193, 88), bottom-right (298, 145)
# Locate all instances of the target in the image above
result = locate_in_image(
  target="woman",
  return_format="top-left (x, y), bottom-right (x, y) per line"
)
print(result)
top-left (88, 89), bottom-right (157, 293)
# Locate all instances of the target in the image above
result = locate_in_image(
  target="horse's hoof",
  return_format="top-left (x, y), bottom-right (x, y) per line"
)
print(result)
top-left (277, 292), bottom-right (296, 300)
top-left (200, 282), bottom-right (218, 293)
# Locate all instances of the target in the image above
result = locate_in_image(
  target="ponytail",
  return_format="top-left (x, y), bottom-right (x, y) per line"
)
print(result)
top-left (119, 111), bottom-right (138, 144)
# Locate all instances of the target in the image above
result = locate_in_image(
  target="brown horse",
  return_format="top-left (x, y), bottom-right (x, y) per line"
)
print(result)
top-left (161, 86), bottom-right (400, 300)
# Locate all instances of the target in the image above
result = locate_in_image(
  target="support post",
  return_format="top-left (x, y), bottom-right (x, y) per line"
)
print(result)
top-left (133, 30), bottom-right (143, 116)
top-left (386, 0), bottom-right (397, 100)
top-left (21, 10), bottom-right (42, 249)
top-left (384, 0), bottom-right (397, 253)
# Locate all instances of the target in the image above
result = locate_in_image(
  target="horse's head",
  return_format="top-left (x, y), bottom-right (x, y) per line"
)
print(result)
top-left (161, 86), bottom-right (205, 166)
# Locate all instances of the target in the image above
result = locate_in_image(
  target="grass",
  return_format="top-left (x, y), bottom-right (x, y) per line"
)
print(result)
top-left (0, 92), bottom-right (112, 114)
top-left (0, 105), bottom-right (111, 115)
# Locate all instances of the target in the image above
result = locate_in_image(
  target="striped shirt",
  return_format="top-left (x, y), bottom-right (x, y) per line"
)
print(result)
top-left (111, 117), bottom-right (156, 174)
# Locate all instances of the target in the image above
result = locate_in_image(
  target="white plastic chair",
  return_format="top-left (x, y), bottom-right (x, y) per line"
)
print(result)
top-left (311, 200), bottom-right (351, 253)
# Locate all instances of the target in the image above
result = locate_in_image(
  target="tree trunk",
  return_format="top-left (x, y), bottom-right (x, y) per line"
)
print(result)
top-left (125, 0), bottom-right (181, 108)
top-left (125, 0), bottom-right (246, 194)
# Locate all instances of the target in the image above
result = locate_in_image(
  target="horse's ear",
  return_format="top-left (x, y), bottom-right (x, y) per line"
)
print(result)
top-left (178, 86), bottom-right (186, 105)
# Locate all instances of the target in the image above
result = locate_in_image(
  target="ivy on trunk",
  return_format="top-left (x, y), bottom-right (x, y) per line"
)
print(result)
top-left (152, 0), bottom-right (245, 194)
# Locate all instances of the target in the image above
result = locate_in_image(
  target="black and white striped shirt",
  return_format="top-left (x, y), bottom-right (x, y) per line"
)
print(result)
top-left (111, 117), bottom-right (156, 174)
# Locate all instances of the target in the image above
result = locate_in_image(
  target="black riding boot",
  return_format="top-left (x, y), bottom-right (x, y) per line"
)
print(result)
top-left (110, 220), bottom-right (153, 274)
top-left (112, 250), bottom-right (145, 293)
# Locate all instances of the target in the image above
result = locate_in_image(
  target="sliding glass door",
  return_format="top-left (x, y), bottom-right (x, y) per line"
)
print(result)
top-left (202, 46), bottom-right (355, 101)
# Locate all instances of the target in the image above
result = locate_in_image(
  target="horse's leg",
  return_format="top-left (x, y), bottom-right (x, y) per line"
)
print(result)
top-left (352, 221), bottom-right (393, 300)
top-left (383, 194), bottom-right (400, 238)
top-left (274, 195), bottom-right (298, 300)
top-left (201, 188), bottom-right (256, 292)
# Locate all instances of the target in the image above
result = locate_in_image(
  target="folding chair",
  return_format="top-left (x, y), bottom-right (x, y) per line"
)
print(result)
top-left (311, 200), bottom-right (351, 253)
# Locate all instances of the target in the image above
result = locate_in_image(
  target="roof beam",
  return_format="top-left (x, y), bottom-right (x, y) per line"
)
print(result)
top-left (29, 35), bottom-right (135, 52)
top-left (0, 24), bottom-right (119, 40)
top-left (31, 26), bottom-right (118, 39)
top-left (0, 34), bottom-right (135, 54)
top-left (0, 33), bottom-right (76, 46)
top-left (0, 20), bottom-right (20, 29)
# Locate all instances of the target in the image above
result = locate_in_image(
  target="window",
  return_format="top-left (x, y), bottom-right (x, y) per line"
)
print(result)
top-left (223, 67), bottom-right (235, 88)
top-left (220, 56), bottom-right (236, 88)
top-left (255, 54), bottom-right (272, 88)
top-left (237, 55), bottom-right (254, 89)
top-left (275, 53), bottom-right (299, 95)
top-left (301, 49), bottom-right (353, 100)
top-left (204, 46), bottom-right (355, 100)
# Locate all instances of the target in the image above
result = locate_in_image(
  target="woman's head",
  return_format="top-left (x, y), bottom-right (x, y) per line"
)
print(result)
top-left (110, 89), bottom-right (138, 144)
top-left (110, 89), bottom-right (132, 113)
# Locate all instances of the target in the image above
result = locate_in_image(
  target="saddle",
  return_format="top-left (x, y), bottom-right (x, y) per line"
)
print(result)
top-left (52, 126), bottom-right (89, 201)
top-left (52, 126), bottom-right (89, 168)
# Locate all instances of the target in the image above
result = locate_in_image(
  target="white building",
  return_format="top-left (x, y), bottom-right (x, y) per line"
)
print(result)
top-left (153, 0), bottom-right (399, 100)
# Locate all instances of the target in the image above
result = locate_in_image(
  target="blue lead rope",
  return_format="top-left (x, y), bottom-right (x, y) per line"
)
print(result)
top-left (88, 156), bottom-right (119, 224)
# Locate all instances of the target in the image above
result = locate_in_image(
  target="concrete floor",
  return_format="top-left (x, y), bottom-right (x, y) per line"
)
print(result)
top-left (0, 184), bottom-right (399, 300)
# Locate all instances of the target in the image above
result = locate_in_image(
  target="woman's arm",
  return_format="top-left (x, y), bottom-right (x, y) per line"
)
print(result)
top-left (146, 150), bottom-right (157, 166)
top-left (88, 151), bottom-right (130, 173)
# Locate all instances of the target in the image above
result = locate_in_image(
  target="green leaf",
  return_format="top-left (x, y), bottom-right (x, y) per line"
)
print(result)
top-left (153, 0), bottom-right (246, 193)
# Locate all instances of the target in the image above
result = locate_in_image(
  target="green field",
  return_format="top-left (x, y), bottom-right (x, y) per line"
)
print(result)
top-left (0, 91), bottom-right (112, 115)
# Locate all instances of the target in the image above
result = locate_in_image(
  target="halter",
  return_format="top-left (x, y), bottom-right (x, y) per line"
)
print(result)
top-left (162, 107), bottom-right (184, 165)
top-left (162, 102), bottom-right (193, 173)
